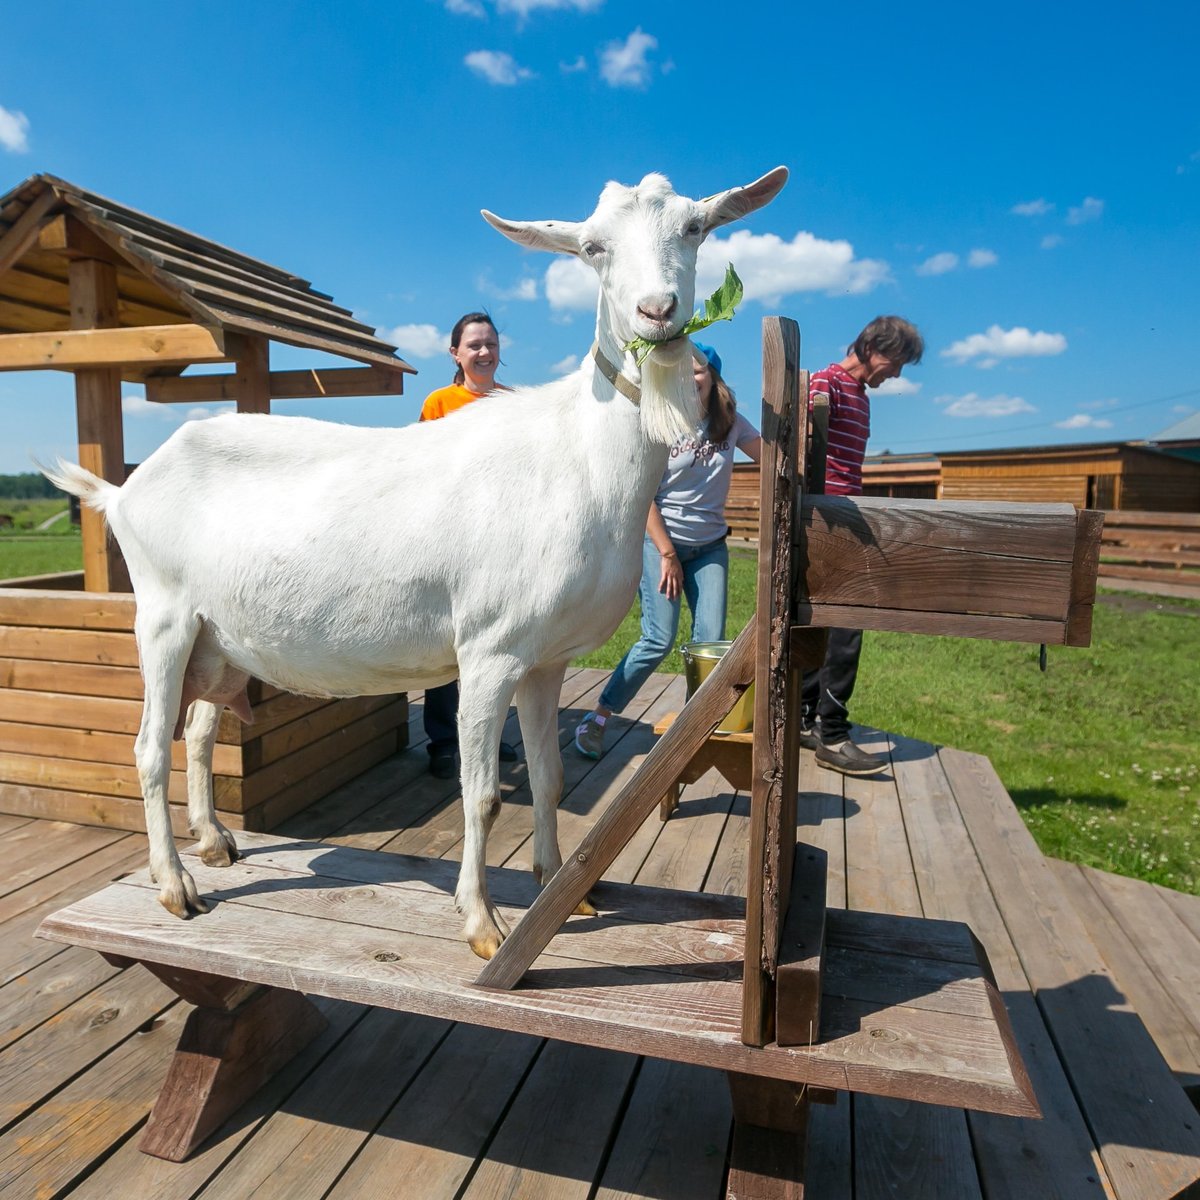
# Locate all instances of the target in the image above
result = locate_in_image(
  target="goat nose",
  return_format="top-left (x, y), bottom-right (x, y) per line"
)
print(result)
top-left (637, 296), bottom-right (678, 323)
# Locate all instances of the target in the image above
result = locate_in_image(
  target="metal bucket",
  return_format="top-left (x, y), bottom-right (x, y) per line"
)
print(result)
top-left (681, 640), bottom-right (754, 734)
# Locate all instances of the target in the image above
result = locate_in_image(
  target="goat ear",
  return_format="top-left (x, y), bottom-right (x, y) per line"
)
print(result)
top-left (699, 166), bottom-right (789, 234)
top-left (482, 211), bottom-right (583, 255)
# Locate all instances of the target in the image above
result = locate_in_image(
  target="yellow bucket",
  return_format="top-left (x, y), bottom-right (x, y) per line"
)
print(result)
top-left (682, 641), bottom-right (754, 734)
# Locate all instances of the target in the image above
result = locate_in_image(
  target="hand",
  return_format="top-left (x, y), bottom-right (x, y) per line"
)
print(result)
top-left (658, 551), bottom-right (682, 600)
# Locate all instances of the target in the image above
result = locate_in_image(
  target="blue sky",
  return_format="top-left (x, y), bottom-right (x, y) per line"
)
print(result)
top-left (1, 0), bottom-right (1197, 473)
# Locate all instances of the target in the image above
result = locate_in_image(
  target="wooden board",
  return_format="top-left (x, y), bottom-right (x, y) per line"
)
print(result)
top-left (36, 831), bottom-right (1039, 1117)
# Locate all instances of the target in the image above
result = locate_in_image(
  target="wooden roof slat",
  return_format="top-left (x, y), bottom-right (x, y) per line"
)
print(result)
top-left (80, 219), bottom-right (356, 317)
top-left (0, 189), bottom-right (59, 278)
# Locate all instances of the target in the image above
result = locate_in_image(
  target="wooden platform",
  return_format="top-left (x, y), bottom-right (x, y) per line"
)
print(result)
top-left (3, 667), bottom-right (1200, 1199)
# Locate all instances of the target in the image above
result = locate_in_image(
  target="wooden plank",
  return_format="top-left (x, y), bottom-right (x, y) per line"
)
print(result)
top-left (0, 818), bottom-right (125, 900)
top-left (775, 843), bottom-right (826, 1046)
top-left (146, 364), bottom-right (408, 403)
top-left (0, 622), bottom-right (140, 666)
top-left (798, 494), bottom-right (1078, 619)
top-left (941, 745), bottom-right (1200, 1198)
top-left (0, 587), bottom-right (135, 630)
top-left (0, 781), bottom-right (200, 837)
top-left (0, 323), bottom-right (235, 370)
top-left (475, 623), bottom-right (755, 990)
top-left (792, 606), bottom-right (1077, 646)
top-left (0, 187), bottom-right (58, 277)
top-left (0, 748), bottom-right (189, 804)
top-left (243, 692), bottom-right (400, 769)
top-left (1052, 860), bottom-right (1200, 1092)
top-left (233, 333), bottom-right (270, 414)
top-left (0, 717), bottom-right (243, 776)
top-left (0, 687), bottom-right (143, 734)
top-left (745, 317), bottom-right (803, 1046)
top-left (0, 655), bottom-right (143, 698)
top-left (1065, 508), bottom-right (1104, 646)
top-left (0, 998), bottom-right (188, 1199)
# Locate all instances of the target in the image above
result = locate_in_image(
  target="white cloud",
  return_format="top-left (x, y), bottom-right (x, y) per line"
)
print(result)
top-left (560, 55), bottom-right (588, 73)
top-left (1055, 413), bottom-right (1113, 430)
top-left (968, 248), bottom-right (998, 268)
top-left (183, 405), bottom-right (233, 423)
top-left (544, 256), bottom-right (598, 310)
top-left (916, 251), bottom-right (959, 276)
top-left (1041, 233), bottom-right (1063, 249)
top-left (464, 50), bottom-right (535, 85)
top-left (122, 392), bottom-right (232, 423)
top-left (942, 324), bottom-right (1067, 366)
top-left (1011, 198), bottom-right (1053, 217)
top-left (1080, 397), bottom-right (1120, 411)
top-left (122, 393), bottom-right (167, 419)
top-left (1066, 196), bottom-right (1104, 225)
top-left (698, 229), bottom-right (890, 304)
top-left (382, 322), bottom-right (450, 357)
top-left (935, 392), bottom-right (1037, 419)
top-left (480, 274), bottom-right (538, 301)
top-left (872, 377), bottom-right (921, 396)
top-left (445, 0), bottom-right (486, 15)
top-left (600, 28), bottom-right (658, 88)
top-left (551, 354), bottom-right (580, 375)
top-left (0, 105), bottom-right (30, 153)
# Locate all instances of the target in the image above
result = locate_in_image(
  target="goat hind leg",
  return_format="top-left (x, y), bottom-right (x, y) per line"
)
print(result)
top-left (184, 700), bottom-right (240, 867)
top-left (135, 611), bottom-right (206, 917)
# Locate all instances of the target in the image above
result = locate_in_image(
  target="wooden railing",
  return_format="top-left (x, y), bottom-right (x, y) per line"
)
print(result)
top-left (1098, 511), bottom-right (1200, 588)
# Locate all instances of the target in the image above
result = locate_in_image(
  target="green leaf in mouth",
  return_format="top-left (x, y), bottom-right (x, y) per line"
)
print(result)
top-left (623, 264), bottom-right (744, 367)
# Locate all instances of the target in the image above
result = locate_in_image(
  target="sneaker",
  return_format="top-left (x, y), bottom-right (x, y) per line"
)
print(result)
top-left (499, 741), bottom-right (518, 763)
top-left (429, 746), bottom-right (456, 780)
top-left (798, 723), bottom-right (821, 751)
top-left (815, 740), bottom-right (888, 777)
top-left (574, 713), bottom-right (607, 760)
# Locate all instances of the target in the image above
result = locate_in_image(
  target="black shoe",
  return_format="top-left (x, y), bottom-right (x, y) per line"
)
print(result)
top-left (499, 741), bottom-right (518, 763)
top-left (798, 723), bottom-right (821, 751)
top-left (429, 746), bottom-right (456, 780)
top-left (815, 740), bottom-right (888, 777)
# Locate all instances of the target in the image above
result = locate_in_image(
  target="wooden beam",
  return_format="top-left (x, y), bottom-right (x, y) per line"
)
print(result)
top-left (144, 364), bottom-right (408, 404)
top-left (70, 257), bottom-right (131, 593)
top-left (38, 214), bottom-right (124, 264)
top-left (0, 189), bottom-right (59, 278)
top-left (0, 323), bottom-right (237, 371)
top-left (234, 334), bottom-right (270, 414)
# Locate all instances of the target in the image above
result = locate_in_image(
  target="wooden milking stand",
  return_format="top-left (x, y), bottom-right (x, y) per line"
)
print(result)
top-left (39, 318), bottom-right (1103, 1197)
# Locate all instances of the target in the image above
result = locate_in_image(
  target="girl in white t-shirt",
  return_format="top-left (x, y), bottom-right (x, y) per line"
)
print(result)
top-left (574, 343), bottom-right (762, 759)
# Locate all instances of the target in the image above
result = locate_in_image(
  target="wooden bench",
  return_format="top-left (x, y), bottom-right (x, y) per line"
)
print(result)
top-left (652, 713), bottom-right (753, 818)
top-left (36, 830), bottom-right (1038, 1164)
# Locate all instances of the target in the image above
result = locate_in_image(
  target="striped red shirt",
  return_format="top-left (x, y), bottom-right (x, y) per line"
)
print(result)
top-left (809, 363), bottom-right (869, 496)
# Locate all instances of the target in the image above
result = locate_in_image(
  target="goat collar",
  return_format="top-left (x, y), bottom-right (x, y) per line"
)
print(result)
top-left (590, 342), bottom-right (640, 408)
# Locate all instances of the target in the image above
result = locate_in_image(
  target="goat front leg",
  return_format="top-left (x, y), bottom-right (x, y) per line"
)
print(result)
top-left (135, 611), bottom-right (207, 917)
top-left (515, 663), bottom-right (594, 917)
top-left (184, 700), bottom-right (240, 868)
top-left (454, 659), bottom-right (521, 959)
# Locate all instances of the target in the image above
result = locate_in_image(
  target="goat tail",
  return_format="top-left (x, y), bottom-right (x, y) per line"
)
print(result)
top-left (37, 458), bottom-right (120, 519)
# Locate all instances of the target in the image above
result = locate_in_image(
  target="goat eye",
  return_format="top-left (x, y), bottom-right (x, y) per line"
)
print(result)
top-left (685, 220), bottom-right (702, 236)
top-left (582, 241), bottom-right (604, 258)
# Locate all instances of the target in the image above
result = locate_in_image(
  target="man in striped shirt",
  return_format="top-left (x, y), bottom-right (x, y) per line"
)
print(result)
top-left (801, 315), bottom-right (924, 776)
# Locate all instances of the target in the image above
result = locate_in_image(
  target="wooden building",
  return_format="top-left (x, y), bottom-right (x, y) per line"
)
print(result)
top-left (0, 173), bottom-right (417, 834)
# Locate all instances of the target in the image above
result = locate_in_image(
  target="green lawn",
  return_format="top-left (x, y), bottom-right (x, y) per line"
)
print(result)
top-left (0, 532), bottom-right (83, 580)
top-left (575, 552), bottom-right (1200, 895)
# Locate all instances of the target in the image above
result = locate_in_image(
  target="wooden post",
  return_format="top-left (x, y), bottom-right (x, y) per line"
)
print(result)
top-left (235, 335), bottom-right (271, 414)
top-left (69, 256), bottom-right (131, 593)
top-left (726, 1072), bottom-right (812, 1199)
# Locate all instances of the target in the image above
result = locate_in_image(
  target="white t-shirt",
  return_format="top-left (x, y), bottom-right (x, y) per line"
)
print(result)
top-left (655, 410), bottom-right (759, 545)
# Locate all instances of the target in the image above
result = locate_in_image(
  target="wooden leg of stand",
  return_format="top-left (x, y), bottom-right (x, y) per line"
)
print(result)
top-left (726, 1073), bottom-right (811, 1200)
top-left (659, 783), bottom-right (680, 821)
top-left (139, 980), bottom-right (327, 1161)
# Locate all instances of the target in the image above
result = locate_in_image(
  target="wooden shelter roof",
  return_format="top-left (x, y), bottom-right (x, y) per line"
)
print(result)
top-left (0, 173), bottom-right (414, 375)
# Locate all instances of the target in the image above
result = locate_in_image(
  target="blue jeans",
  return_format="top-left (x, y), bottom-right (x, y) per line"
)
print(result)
top-left (600, 534), bottom-right (729, 714)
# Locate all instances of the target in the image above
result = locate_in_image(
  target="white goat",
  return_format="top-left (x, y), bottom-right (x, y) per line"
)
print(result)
top-left (45, 167), bottom-right (787, 958)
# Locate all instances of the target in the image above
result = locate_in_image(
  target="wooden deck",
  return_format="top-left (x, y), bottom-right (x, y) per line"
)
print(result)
top-left (2, 667), bottom-right (1200, 1199)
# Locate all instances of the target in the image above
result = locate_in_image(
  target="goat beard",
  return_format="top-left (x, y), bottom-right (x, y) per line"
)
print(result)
top-left (639, 353), bottom-right (700, 446)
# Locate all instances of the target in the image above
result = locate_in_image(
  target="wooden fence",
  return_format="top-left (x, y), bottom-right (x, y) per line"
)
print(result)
top-left (726, 473), bottom-right (1200, 594)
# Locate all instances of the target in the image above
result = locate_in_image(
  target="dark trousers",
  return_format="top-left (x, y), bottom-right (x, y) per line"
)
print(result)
top-left (800, 627), bottom-right (863, 745)
top-left (423, 681), bottom-right (458, 755)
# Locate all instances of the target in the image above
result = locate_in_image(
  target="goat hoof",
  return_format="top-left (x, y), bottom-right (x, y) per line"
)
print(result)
top-left (199, 832), bottom-right (240, 868)
top-left (468, 931), bottom-right (504, 960)
top-left (574, 893), bottom-right (598, 917)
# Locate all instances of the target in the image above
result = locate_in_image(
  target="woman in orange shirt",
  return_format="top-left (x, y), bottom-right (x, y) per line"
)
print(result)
top-left (419, 312), bottom-right (518, 777)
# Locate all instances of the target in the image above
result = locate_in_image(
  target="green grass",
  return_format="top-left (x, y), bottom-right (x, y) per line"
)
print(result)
top-left (575, 552), bottom-right (1200, 895)
top-left (0, 534), bottom-right (83, 580)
